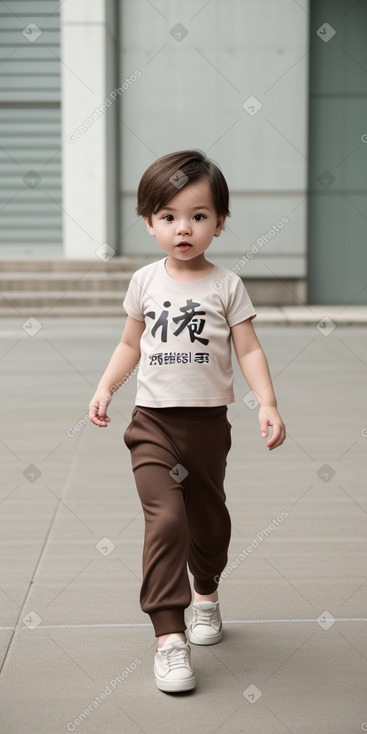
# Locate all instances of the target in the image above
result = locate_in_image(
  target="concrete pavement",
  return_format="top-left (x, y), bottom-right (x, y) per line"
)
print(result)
top-left (0, 315), bottom-right (366, 733)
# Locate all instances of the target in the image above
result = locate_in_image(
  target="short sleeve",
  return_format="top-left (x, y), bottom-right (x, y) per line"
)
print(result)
top-left (225, 275), bottom-right (257, 327)
top-left (122, 275), bottom-right (145, 321)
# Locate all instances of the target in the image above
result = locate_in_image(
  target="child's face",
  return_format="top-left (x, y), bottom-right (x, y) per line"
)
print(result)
top-left (143, 178), bottom-right (225, 263)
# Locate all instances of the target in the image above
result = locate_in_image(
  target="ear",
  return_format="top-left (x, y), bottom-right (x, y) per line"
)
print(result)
top-left (143, 215), bottom-right (155, 236)
top-left (214, 215), bottom-right (226, 237)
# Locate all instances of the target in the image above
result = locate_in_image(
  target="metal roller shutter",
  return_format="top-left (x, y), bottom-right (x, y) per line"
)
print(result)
top-left (0, 0), bottom-right (62, 253)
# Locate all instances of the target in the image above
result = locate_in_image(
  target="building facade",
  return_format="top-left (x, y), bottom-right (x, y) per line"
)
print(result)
top-left (0, 0), bottom-right (366, 306)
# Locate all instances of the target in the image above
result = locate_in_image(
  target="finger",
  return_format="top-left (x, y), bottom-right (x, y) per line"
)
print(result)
top-left (89, 402), bottom-right (110, 421)
top-left (266, 424), bottom-right (282, 447)
top-left (90, 415), bottom-right (106, 426)
top-left (93, 417), bottom-right (110, 427)
top-left (89, 404), bottom-right (100, 420)
top-left (268, 428), bottom-right (286, 449)
top-left (89, 405), bottom-right (110, 426)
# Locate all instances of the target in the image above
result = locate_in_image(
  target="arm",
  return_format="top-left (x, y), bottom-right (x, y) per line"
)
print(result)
top-left (230, 318), bottom-right (286, 450)
top-left (89, 316), bottom-right (145, 427)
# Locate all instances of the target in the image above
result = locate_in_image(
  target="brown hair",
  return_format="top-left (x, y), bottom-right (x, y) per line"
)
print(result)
top-left (136, 149), bottom-right (230, 220)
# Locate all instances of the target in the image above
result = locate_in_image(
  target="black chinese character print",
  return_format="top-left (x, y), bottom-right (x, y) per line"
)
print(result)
top-left (146, 301), bottom-right (171, 342)
top-left (146, 299), bottom-right (209, 345)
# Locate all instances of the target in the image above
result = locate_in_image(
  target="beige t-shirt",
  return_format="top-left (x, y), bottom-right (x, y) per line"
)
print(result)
top-left (122, 257), bottom-right (257, 407)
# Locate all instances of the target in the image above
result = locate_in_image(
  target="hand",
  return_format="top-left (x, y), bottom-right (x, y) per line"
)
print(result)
top-left (258, 405), bottom-right (286, 451)
top-left (89, 388), bottom-right (112, 427)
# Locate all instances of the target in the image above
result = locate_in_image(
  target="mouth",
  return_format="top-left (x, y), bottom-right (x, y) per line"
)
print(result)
top-left (176, 242), bottom-right (193, 251)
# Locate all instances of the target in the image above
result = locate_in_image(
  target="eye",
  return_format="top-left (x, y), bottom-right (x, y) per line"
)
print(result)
top-left (193, 214), bottom-right (206, 221)
top-left (163, 214), bottom-right (174, 222)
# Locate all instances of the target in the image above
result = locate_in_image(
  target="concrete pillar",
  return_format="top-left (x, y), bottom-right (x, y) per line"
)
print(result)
top-left (60, 0), bottom-right (117, 258)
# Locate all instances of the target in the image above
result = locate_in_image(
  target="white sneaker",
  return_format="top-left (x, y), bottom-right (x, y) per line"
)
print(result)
top-left (187, 601), bottom-right (223, 645)
top-left (154, 638), bottom-right (196, 692)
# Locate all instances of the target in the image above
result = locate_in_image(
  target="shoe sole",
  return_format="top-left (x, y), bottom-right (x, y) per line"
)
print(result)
top-left (187, 628), bottom-right (223, 645)
top-left (154, 673), bottom-right (196, 692)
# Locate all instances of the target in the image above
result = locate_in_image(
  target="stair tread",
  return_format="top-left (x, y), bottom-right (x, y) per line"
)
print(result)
top-left (0, 307), bottom-right (128, 316)
top-left (0, 272), bottom-right (134, 279)
top-left (0, 258), bottom-right (156, 271)
top-left (0, 290), bottom-right (127, 297)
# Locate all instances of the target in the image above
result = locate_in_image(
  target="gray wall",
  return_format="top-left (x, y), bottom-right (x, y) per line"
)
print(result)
top-left (0, 0), bottom-right (62, 255)
top-left (308, 0), bottom-right (367, 304)
top-left (118, 0), bottom-right (309, 280)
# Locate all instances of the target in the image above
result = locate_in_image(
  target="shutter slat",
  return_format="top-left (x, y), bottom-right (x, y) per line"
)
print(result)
top-left (0, 0), bottom-right (61, 248)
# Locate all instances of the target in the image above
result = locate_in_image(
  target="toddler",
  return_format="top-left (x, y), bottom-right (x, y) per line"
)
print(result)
top-left (89, 150), bottom-right (286, 693)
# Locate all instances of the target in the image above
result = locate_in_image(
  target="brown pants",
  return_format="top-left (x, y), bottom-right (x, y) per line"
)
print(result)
top-left (123, 404), bottom-right (232, 637)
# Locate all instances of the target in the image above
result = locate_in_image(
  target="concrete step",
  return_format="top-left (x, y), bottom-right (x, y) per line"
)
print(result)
top-left (0, 257), bottom-right (154, 272)
top-left (0, 305), bottom-right (129, 317)
top-left (0, 272), bottom-right (134, 291)
top-left (1, 290), bottom-right (127, 308)
top-left (0, 257), bottom-right (151, 314)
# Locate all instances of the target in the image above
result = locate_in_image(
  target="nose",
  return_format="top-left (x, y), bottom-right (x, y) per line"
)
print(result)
top-left (176, 219), bottom-right (191, 236)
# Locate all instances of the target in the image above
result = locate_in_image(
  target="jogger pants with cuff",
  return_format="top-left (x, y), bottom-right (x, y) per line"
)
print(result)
top-left (123, 404), bottom-right (232, 638)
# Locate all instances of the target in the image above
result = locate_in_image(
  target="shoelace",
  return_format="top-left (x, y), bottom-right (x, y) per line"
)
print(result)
top-left (192, 606), bottom-right (218, 627)
top-left (160, 645), bottom-right (190, 670)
